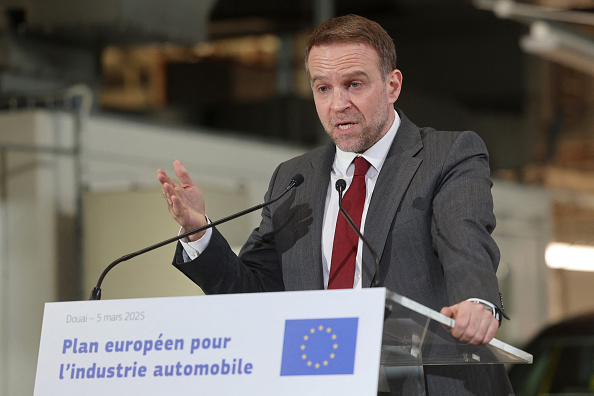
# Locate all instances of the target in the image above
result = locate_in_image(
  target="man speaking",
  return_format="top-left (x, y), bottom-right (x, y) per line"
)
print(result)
top-left (158, 14), bottom-right (513, 395)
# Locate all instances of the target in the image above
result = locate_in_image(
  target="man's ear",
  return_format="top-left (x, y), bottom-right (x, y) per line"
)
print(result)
top-left (386, 69), bottom-right (403, 104)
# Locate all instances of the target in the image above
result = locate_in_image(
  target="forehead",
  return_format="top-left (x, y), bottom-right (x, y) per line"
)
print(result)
top-left (307, 42), bottom-right (381, 79)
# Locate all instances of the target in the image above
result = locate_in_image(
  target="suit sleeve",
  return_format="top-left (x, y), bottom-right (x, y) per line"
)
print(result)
top-left (172, 165), bottom-right (286, 294)
top-left (430, 131), bottom-right (504, 312)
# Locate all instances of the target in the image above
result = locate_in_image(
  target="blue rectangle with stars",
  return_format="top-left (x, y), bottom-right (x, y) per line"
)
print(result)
top-left (280, 317), bottom-right (358, 376)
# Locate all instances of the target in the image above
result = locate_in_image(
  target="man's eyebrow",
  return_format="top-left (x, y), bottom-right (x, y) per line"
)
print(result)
top-left (310, 75), bottom-right (323, 85)
top-left (310, 70), bottom-right (369, 86)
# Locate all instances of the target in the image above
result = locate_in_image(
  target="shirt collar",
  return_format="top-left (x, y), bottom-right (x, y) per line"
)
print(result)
top-left (334, 109), bottom-right (401, 177)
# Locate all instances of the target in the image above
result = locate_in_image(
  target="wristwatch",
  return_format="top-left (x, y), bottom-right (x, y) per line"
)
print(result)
top-left (467, 298), bottom-right (502, 325)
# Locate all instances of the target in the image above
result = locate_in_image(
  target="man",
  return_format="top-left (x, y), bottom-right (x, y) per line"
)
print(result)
top-left (158, 14), bottom-right (512, 395)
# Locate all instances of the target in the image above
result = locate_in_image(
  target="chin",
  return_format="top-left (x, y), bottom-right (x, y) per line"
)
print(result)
top-left (336, 140), bottom-right (367, 153)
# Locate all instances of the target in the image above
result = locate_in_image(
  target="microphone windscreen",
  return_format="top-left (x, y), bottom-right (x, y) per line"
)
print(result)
top-left (335, 179), bottom-right (347, 191)
top-left (291, 174), bottom-right (305, 187)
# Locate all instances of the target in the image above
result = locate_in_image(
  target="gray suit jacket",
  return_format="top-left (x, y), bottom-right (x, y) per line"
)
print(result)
top-left (173, 110), bottom-right (513, 395)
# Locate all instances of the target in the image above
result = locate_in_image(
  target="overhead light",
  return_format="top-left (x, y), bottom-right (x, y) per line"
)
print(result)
top-left (520, 21), bottom-right (594, 76)
top-left (545, 242), bottom-right (594, 272)
top-left (473, 1), bottom-right (594, 75)
top-left (473, 0), bottom-right (594, 26)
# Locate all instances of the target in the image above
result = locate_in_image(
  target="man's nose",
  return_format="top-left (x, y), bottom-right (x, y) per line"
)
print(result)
top-left (330, 88), bottom-right (350, 112)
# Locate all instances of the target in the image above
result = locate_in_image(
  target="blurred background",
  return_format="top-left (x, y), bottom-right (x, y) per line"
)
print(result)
top-left (0, 0), bottom-right (593, 394)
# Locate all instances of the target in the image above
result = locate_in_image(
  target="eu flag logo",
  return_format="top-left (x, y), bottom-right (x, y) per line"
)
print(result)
top-left (280, 317), bottom-right (358, 376)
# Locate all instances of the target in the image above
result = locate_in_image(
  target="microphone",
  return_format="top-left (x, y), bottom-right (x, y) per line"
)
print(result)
top-left (90, 174), bottom-right (305, 300)
top-left (335, 179), bottom-right (381, 288)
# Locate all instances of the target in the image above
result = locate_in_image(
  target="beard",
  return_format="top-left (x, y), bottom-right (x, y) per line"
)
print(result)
top-left (325, 108), bottom-right (390, 153)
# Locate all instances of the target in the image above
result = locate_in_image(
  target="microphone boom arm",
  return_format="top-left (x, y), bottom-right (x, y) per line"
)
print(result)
top-left (90, 175), bottom-right (303, 300)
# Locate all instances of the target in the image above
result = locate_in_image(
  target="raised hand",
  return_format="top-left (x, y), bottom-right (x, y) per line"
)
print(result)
top-left (157, 160), bottom-right (207, 241)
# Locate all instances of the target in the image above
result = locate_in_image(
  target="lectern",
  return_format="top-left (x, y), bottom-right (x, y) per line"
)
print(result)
top-left (34, 288), bottom-right (531, 395)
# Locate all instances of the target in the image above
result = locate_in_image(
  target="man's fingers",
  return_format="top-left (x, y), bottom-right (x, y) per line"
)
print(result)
top-left (462, 318), bottom-right (483, 345)
top-left (173, 160), bottom-right (197, 187)
top-left (166, 185), bottom-right (186, 216)
top-left (170, 195), bottom-right (183, 217)
top-left (161, 182), bottom-right (177, 205)
top-left (486, 320), bottom-right (498, 343)
top-left (157, 161), bottom-right (207, 233)
top-left (158, 170), bottom-right (181, 204)
top-left (465, 316), bottom-right (498, 345)
top-left (157, 169), bottom-right (175, 187)
top-left (441, 301), bottom-right (499, 345)
top-left (440, 306), bottom-right (456, 333)
top-left (453, 320), bottom-right (471, 342)
top-left (478, 316), bottom-right (499, 345)
top-left (450, 305), bottom-right (472, 341)
top-left (440, 306), bottom-right (454, 318)
top-left (161, 181), bottom-right (187, 225)
top-left (460, 309), bottom-right (498, 345)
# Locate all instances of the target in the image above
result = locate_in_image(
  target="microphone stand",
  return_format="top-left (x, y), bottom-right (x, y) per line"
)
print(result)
top-left (90, 175), bottom-right (304, 300)
top-left (335, 179), bottom-right (381, 288)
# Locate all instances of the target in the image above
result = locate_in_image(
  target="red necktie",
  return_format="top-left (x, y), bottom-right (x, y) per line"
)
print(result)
top-left (328, 157), bottom-right (371, 289)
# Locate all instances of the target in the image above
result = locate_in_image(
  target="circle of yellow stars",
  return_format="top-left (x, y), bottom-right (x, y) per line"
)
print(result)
top-left (300, 325), bottom-right (338, 369)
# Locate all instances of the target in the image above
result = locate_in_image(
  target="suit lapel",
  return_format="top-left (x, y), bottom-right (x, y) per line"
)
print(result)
top-left (362, 111), bottom-right (424, 286)
top-left (291, 143), bottom-right (335, 289)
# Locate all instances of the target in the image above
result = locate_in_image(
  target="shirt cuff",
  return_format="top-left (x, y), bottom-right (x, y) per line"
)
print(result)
top-left (179, 217), bottom-right (212, 262)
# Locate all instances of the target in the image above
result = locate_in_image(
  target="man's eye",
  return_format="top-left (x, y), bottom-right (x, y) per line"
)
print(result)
top-left (350, 82), bottom-right (361, 88)
top-left (318, 86), bottom-right (329, 93)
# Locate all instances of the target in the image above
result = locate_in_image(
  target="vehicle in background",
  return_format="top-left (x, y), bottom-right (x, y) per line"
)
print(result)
top-left (508, 313), bottom-right (594, 395)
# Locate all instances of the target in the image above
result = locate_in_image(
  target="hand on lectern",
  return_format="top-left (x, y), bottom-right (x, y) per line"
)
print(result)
top-left (440, 300), bottom-right (499, 346)
top-left (157, 160), bottom-right (208, 242)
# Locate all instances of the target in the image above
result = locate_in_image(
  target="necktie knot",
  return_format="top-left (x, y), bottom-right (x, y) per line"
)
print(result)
top-left (353, 157), bottom-right (371, 177)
